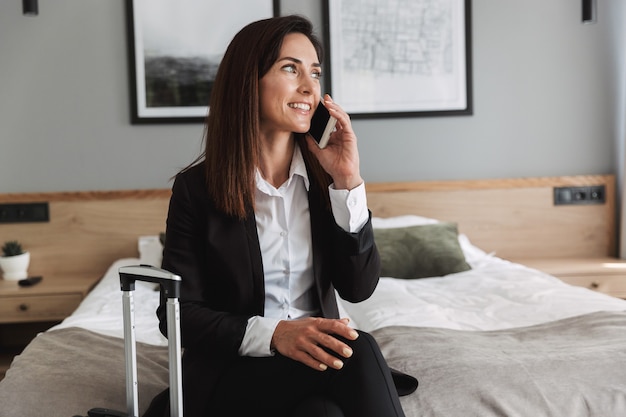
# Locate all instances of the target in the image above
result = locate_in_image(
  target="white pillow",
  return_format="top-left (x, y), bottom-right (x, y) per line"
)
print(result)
top-left (138, 235), bottom-right (163, 267)
top-left (372, 215), bottom-right (439, 229)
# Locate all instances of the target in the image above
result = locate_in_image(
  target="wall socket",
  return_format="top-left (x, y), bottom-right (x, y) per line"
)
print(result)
top-left (554, 185), bottom-right (605, 205)
top-left (0, 202), bottom-right (49, 223)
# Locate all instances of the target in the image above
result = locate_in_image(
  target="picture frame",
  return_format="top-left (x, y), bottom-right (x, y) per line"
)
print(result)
top-left (323, 0), bottom-right (472, 119)
top-left (126, 0), bottom-right (279, 124)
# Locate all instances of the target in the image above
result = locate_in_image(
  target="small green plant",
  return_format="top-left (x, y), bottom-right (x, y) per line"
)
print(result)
top-left (2, 241), bottom-right (24, 257)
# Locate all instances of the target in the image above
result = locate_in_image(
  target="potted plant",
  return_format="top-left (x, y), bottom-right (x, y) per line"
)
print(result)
top-left (0, 240), bottom-right (30, 280)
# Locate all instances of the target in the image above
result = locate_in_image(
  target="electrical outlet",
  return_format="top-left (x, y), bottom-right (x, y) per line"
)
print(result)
top-left (554, 185), bottom-right (605, 205)
top-left (0, 202), bottom-right (49, 223)
top-left (588, 185), bottom-right (604, 201)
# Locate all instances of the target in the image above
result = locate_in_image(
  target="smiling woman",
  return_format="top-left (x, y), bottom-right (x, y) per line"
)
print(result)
top-left (143, 14), bottom-right (413, 417)
top-left (258, 34), bottom-right (323, 140)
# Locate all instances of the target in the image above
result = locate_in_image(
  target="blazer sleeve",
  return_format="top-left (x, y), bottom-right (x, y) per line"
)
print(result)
top-left (328, 212), bottom-right (381, 302)
top-left (158, 166), bottom-right (252, 358)
top-left (309, 185), bottom-right (381, 310)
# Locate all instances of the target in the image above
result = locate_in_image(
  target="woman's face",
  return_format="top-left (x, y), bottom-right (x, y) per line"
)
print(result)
top-left (259, 32), bottom-right (322, 138)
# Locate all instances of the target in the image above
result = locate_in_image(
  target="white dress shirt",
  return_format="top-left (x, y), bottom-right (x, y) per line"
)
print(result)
top-left (238, 145), bottom-right (369, 356)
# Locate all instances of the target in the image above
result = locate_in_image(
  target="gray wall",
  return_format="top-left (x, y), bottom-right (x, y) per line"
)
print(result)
top-left (1, 0), bottom-right (625, 194)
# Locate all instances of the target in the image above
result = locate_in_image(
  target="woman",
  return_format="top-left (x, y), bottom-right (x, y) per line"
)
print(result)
top-left (147, 14), bottom-right (411, 417)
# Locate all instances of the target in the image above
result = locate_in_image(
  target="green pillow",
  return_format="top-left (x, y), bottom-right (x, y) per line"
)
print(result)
top-left (373, 222), bottom-right (471, 279)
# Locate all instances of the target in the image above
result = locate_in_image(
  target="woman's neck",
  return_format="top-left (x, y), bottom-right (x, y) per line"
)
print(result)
top-left (258, 133), bottom-right (296, 188)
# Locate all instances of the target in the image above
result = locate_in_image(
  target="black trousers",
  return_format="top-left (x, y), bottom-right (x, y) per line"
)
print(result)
top-left (206, 330), bottom-right (406, 417)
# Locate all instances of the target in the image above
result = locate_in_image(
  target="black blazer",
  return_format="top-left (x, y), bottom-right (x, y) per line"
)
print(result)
top-left (155, 162), bottom-right (381, 416)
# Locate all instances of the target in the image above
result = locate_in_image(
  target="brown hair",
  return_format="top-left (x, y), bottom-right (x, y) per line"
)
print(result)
top-left (187, 15), bottom-right (331, 219)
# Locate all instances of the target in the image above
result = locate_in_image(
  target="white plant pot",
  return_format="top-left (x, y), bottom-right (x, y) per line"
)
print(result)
top-left (0, 252), bottom-right (30, 280)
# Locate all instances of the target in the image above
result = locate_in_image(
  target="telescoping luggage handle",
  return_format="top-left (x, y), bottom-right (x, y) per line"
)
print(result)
top-left (119, 265), bottom-right (183, 417)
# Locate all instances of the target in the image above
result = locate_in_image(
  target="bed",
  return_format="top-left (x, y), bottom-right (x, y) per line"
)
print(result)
top-left (1, 175), bottom-right (625, 417)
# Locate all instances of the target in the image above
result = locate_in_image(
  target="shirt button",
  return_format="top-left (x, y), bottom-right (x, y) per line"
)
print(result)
top-left (348, 198), bottom-right (357, 207)
top-left (280, 231), bottom-right (287, 237)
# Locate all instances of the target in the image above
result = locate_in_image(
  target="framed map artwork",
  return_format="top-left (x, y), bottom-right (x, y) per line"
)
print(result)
top-left (324, 0), bottom-right (472, 118)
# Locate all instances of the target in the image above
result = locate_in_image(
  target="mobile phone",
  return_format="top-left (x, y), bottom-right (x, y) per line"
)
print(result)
top-left (18, 276), bottom-right (43, 287)
top-left (308, 101), bottom-right (337, 149)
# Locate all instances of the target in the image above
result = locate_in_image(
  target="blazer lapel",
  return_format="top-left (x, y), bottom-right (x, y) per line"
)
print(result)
top-left (243, 209), bottom-right (266, 315)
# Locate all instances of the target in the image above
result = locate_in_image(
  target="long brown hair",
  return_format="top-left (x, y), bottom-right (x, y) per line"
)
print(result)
top-left (186, 15), bottom-right (331, 219)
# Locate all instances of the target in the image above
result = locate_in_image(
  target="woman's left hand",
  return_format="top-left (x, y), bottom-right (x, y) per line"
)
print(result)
top-left (306, 94), bottom-right (363, 190)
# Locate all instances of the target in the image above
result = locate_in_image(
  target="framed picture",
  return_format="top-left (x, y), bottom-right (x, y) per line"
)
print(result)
top-left (324, 0), bottom-right (472, 118)
top-left (126, 0), bottom-right (279, 124)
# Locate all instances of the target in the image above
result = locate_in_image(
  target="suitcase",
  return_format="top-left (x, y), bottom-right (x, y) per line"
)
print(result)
top-left (85, 265), bottom-right (183, 417)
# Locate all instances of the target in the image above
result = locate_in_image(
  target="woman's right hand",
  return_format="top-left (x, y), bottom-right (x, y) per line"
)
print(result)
top-left (270, 317), bottom-right (358, 371)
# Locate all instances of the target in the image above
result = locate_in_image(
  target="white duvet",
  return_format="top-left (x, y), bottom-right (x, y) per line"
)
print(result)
top-left (53, 215), bottom-right (626, 346)
top-left (338, 253), bottom-right (626, 332)
top-left (53, 257), bottom-right (168, 346)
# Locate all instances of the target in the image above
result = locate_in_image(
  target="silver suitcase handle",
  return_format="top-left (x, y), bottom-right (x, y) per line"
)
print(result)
top-left (119, 265), bottom-right (183, 417)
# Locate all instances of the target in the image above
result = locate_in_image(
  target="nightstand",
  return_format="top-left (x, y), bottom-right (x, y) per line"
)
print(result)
top-left (0, 273), bottom-right (100, 380)
top-left (512, 257), bottom-right (626, 299)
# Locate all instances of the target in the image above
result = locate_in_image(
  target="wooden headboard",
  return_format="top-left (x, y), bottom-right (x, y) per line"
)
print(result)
top-left (0, 190), bottom-right (171, 277)
top-left (0, 174), bottom-right (616, 280)
top-left (366, 175), bottom-right (616, 259)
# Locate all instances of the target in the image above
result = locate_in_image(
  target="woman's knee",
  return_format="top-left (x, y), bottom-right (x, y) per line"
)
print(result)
top-left (347, 330), bottom-right (384, 361)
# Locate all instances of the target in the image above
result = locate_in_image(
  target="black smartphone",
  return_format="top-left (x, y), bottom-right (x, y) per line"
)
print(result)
top-left (308, 101), bottom-right (337, 148)
top-left (18, 276), bottom-right (43, 287)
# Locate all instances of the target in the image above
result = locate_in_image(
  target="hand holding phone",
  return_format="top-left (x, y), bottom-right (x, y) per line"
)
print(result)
top-left (308, 101), bottom-right (337, 149)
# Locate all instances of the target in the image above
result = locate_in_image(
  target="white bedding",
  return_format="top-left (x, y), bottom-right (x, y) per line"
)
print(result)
top-left (52, 223), bottom-right (626, 347)
top-left (52, 258), bottom-right (167, 346)
top-left (335, 215), bottom-right (626, 331)
top-left (338, 254), bottom-right (626, 332)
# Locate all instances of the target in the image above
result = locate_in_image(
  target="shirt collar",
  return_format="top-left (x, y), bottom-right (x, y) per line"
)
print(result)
top-left (255, 144), bottom-right (310, 194)
top-left (290, 145), bottom-right (310, 191)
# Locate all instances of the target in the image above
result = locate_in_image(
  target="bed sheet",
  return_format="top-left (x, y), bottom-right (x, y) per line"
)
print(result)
top-left (339, 253), bottom-right (626, 332)
top-left (334, 215), bottom-right (626, 331)
top-left (51, 258), bottom-right (167, 346)
top-left (53, 242), bottom-right (626, 350)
